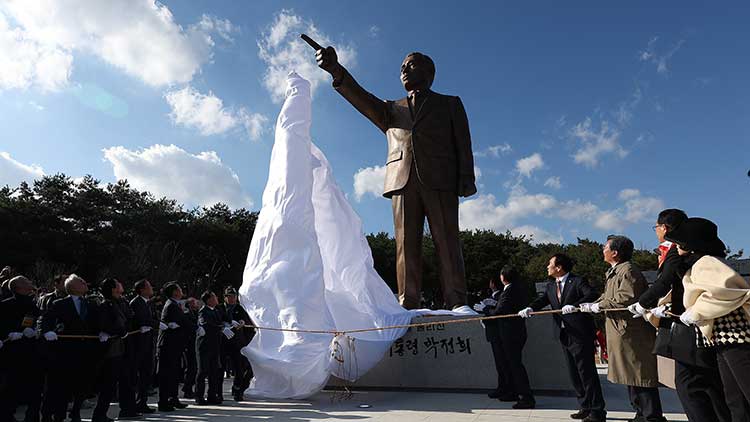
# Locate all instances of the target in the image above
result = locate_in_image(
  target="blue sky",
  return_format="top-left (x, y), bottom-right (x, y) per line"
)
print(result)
top-left (1, 1), bottom-right (748, 253)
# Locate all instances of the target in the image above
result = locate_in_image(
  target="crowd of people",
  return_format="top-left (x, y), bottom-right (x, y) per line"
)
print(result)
top-left (475, 209), bottom-right (750, 422)
top-left (0, 272), bottom-right (255, 422)
top-left (2, 208), bottom-right (749, 422)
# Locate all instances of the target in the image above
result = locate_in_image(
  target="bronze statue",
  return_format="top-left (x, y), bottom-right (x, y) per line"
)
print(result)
top-left (307, 35), bottom-right (477, 310)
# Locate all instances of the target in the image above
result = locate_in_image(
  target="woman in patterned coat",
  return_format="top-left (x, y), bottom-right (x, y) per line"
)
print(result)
top-left (667, 217), bottom-right (750, 422)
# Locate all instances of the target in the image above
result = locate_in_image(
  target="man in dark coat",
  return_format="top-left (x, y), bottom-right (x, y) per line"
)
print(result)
top-left (195, 291), bottom-right (232, 405)
top-left (40, 274), bottom-right (99, 422)
top-left (475, 277), bottom-right (507, 400)
top-left (156, 282), bottom-right (190, 411)
top-left (482, 266), bottom-right (534, 409)
top-left (129, 279), bottom-right (160, 414)
top-left (92, 278), bottom-right (130, 422)
top-left (219, 287), bottom-right (255, 401)
top-left (0, 275), bottom-right (43, 422)
top-left (37, 274), bottom-right (68, 422)
top-left (181, 297), bottom-right (199, 399)
top-left (316, 45), bottom-right (476, 310)
top-left (519, 253), bottom-right (605, 422)
top-left (629, 209), bottom-right (731, 422)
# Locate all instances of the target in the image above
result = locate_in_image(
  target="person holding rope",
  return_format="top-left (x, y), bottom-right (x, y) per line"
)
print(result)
top-left (92, 278), bottom-right (130, 422)
top-left (195, 291), bottom-right (229, 405)
top-left (629, 209), bottom-right (730, 422)
top-left (477, 266), bottom-right (535, 409)
top-left (220, 287), bottom-right (255, 401)
top-left (0, 275), bottom-right (43, 422)
top-left (156, 282), bottom-right (190, 412)
top-left (579, 235), bottom-right (666, 422)
top-left (519, 253), bottom-right (605, 422)
top-left (41, 274), bottom-right (100, 422)
top-left (668, 217), bottom-right (750, 422)
top-left (129, 279), bottom-right (159, 414)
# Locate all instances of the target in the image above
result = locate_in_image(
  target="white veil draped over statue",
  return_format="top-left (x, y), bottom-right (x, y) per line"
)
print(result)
top-left (239, 73), bottom-right (469, 399)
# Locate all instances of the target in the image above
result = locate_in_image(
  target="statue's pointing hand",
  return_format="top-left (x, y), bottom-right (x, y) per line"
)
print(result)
top-left (303, 34), bottom-right (344, 82)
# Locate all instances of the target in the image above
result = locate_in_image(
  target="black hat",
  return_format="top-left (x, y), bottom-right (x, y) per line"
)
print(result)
top-left (665, 217), bottom-right (726, 255)
top-left (224, 287), bottom-right (238, 296)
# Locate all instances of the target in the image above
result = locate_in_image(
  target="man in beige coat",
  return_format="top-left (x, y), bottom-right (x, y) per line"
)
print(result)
top-left (580, 235), bottom-right (666, 422)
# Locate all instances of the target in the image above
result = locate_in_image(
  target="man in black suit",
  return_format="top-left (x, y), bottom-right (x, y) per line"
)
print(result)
top-left (41, 274), bottom-right (99, 422)
top-left (181, 297), bottom-right (199, 399)
top-left (37, 274), bottom-right (68, 422)
top-left (481, 266), bottom-right (535, 409)
top-left (129, 279), bottom-right (160, 414)
top-left (628, 209), bottom-right (730, 422)
top-left (519, 254), bottom-right (605, 422)
top-left (196, 291), bottom-right (233, 405)
top-left (156, 282), bottom-right (190, 411)
top-left (219, 287), bottom-right (255, 401)
top-left (475, 277), bottom-right (509, 400)
top-left (0, 275), bottom-right (43, 422)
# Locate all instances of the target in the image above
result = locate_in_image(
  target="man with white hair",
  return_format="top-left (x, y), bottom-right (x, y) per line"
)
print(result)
top-left (41, 274), bottom-right (98, 422)
top-left (0, 275), bottom-right (43, 422)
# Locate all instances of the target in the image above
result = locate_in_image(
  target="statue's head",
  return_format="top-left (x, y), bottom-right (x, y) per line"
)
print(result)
top-left (401, 52), bottom-right (435, 92)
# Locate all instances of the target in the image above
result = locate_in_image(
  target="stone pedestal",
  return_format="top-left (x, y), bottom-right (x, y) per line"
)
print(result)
top-left (328, 314), bottom-right (573, 394)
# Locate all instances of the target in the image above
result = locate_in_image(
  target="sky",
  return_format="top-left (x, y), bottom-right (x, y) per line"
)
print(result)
top-left (1, 1), bottom-right (748, 253)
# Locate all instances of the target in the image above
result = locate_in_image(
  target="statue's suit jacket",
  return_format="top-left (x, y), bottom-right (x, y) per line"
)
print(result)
top-left (334, 69), bottom-right (475, 197)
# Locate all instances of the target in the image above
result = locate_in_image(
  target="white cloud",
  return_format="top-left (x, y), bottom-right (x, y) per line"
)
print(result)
top-left (0, 151), bottom-right (45, 187)
top-left (474, 143), bottom-right (512, 158)
top-left (164, 86), bottom-right (267, 141)
top-left (474, 166), bottom-right (482, 181)
top-left (1, 1), bottom-right (234, 89)
top-left (639, 36), bottom-right (685, 75)
top-left (618, 188), bottom-right (640, 200)
top-left (369, 25), bottom-right (380, 38)
top-left (353, 165), bottom-right (385, 201)
top-left (258, 10), bottom-right (357, 103)
top-left (459, 190), bottom-right (557, 232)
top-left (102, 144), bottom-right (252, 209)
top-left (544, 176), bottom-right (562, 189)
top-left (511, 225), bottom-right (563, 245)
top-left (570, 118), bottom-right (628, 167)
top-left (516, 153), bottom-right (544, 177)
top-left (0, 14), bottom-right (72, 92)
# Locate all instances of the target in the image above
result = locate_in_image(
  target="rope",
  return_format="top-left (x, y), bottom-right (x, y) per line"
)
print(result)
top-left (38, 306), bottom-right (644, 340)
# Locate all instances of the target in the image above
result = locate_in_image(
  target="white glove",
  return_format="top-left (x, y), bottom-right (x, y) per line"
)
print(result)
top-left (628, 303), bottom-right (646, 318)
top-left (518, 307), bottom-right (533, 318)
top-left (159, 322), bottom-right (168, 330)
top-left (140, 326), bottom-right (152, 333)
top-left (680, 309), bottom-right (699, 326)
top-left (98, 332), bottom-right (110, 342)
top-left (473, 303), bottom-right (486, 312)
top-left (22, 327), bottom-right (36, 338)
top-left (651, 305), bottom-right (668, 318)
top-left (0, 340), bottom-right (3, 349)
top-left (590, 303), bottom-right (601, 313)
top-left (167, 322), bottom-right (180, 329)
top-left (8, 332), bottom-right (23, 341)
top-left (196, 326), bottom-right (206, 337)
top-left (561, 305), bottom-right (577, 314)
top-left (231, 320), bottom-right (240, 328)
top-left (222, 327), bottom-right (235, 339)
top-left (43, 331), bottom-right (58, 341)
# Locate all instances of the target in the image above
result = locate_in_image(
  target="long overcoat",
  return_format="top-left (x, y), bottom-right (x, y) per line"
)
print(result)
top-left (597, 261), bottom-right (659, 387)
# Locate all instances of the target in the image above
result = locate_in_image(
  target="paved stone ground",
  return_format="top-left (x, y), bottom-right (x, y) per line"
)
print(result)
top-left (18, 373), bottom-right (688, 421)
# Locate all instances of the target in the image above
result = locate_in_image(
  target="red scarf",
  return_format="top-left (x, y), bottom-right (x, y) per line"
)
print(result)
top-left (658, 241), bottom-right (673, 268)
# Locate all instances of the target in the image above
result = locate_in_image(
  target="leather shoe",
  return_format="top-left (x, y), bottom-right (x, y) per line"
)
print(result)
top-left (157, 405), bottom-right (175, 412)
top-left (233, 394), bottom-right (244, 402)
top-left (487, 390), bottom-right (502, 399)
top-left (136, 406), bottom-right (155, 414)
top-left (117, 411), bottom-right (142, 419)
top-left (195, 398), bottom-right (207, 405)
top-left (170, 401), bottom-right (188, 409)
top-left (571, 410), bottom-right (590, 419)
top-left (513, 399), bottom-right (536, 409)
top-left (582, 415), bottom-right (606, 422)
top-left (497, 393), bottom-right (519, 402)
top-left (206, 398), bottom-right (223, 405)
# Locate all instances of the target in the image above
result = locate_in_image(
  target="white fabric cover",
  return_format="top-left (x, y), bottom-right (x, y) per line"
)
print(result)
top-left (239, 73), bottom-right (474, 399)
